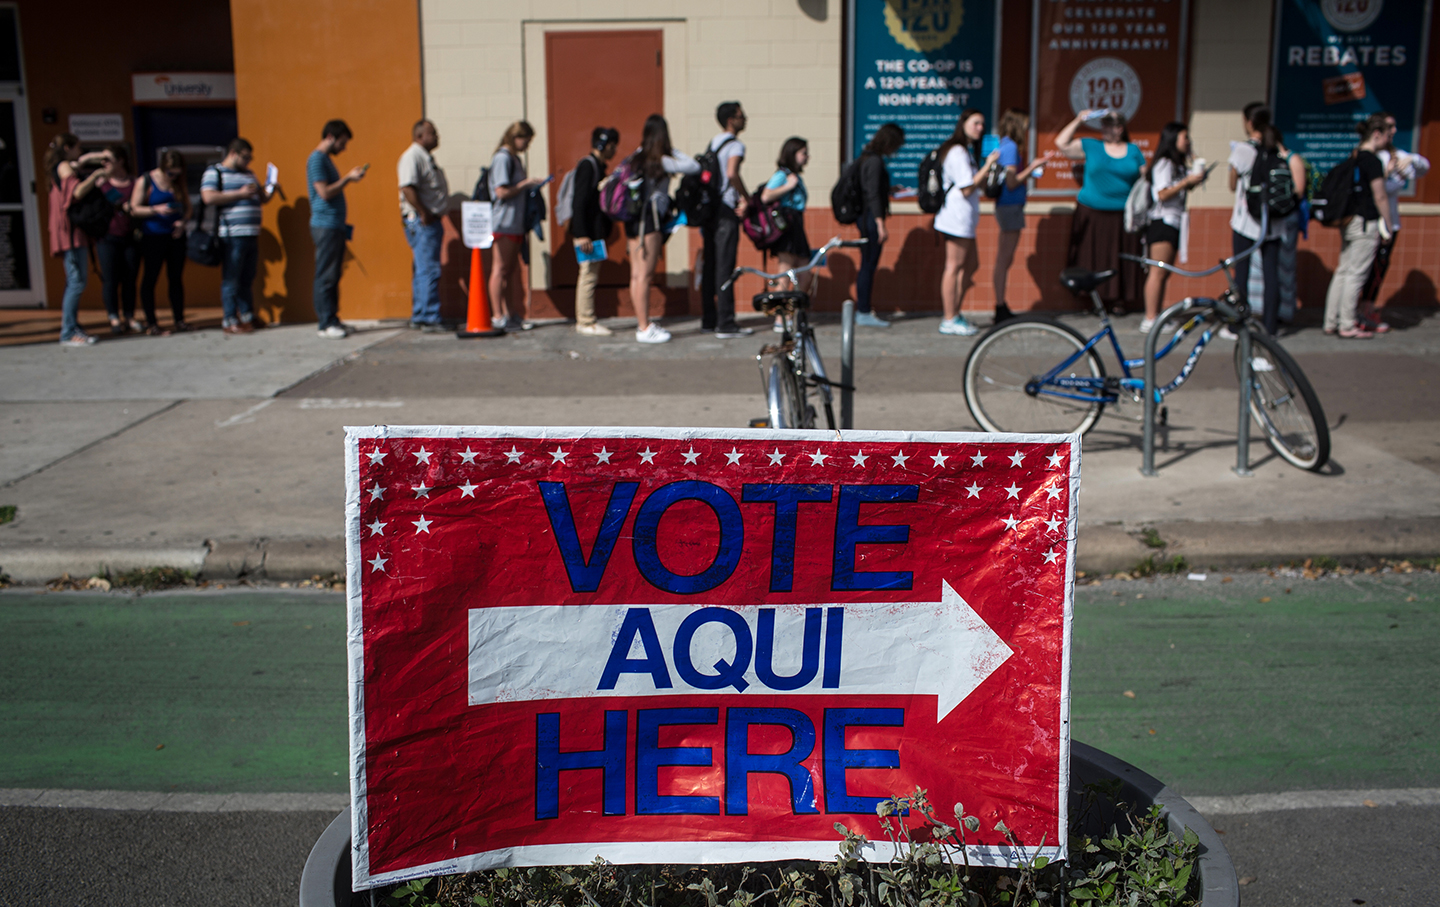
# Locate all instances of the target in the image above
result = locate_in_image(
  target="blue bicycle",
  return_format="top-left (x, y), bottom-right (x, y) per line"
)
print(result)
top-left (961, 235), bottom-right (1330, 471)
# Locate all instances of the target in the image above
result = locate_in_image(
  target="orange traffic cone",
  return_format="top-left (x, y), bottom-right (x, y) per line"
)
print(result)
top-left (457, 246), bottom-right (504, 338)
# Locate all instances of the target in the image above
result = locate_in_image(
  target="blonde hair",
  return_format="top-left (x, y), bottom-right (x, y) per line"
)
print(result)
top-left (496, 120), bottom-right (535, 153)
top-left (996, 109), bottom-right (1030, 146)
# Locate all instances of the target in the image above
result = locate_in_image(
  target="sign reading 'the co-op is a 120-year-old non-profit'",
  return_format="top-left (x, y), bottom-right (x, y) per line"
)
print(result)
top-left (343, 426), bottom-right (1078, 890)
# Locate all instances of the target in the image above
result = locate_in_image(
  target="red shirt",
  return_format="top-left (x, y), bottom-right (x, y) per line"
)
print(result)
top-left (47, 172), bottom-right (86, 255)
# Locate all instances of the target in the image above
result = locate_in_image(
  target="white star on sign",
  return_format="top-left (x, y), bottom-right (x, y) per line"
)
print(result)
top-left (367, 554), bottom-right (388, 573)
top-left (891, 450), bottom-right (909, 467)
top-left (594, 447), bottom-right (613, 464)
top-left (1005, 483), bottom-right (1021, 499)
top-left (768, 448), bottom-right (786, 465)
top-left (965, 483), bottom-right (982, 498)
top-left (638, 447), bottom-right (658, 464)
top-left (809, 449), bottom-right (829, 466)
top-left (1043, 549), bottom-right (1061, 564)
top-left (368, 484), bottom-right (385, 502)
top-left (504, 447), bottom-right (523, 464)
top-left (413, 482), bottom-right (432, 499)
top-left (682, 448), bottom-right (701, 464)
top-left (412, 515), bottom-right (432, 534)
top-left (366, 449), bottom-right (388, 465)
top-left (931, 451), bottom-right (949, 467)
top-left (366, 519), bottom-right (387, 537)
top-left (413, 446), bottom-right (432, 465)
top-left (1002, 515), bottom-right (1020, 531)
top-left (1009, 451), bottom-right (1025, 467)
top-left (458, 481), bottom-right (478, 498)
top-left (458, 447), bottom-right (480, 465)
top-left (1047, 451), bottom-right (1065, 468)
top-left (1046, 485), bottom-right (1062, 500)
top-left (549, 447), bottom-right (568, 464)
top-left (725, 448), bottom-right (743, 465)
top-left (970, 452), bottom-right (987, 467)
top-left (1044, 515), bottom-right (1063, 533)
top-left (851, 451), bottom-right (869, 467)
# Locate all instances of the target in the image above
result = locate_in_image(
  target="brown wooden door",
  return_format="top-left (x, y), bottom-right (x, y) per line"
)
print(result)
top-left (545, 30), bottom-right (664, 288)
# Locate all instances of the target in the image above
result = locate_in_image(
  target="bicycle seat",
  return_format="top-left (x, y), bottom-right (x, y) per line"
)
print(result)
top-left (1059, 267), bottom-right (1115, 294)
top-left (753, 291), bottom-right (809, 313)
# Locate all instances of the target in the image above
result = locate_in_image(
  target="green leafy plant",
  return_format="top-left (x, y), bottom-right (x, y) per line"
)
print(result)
top-left (0, 504), bottom-right (16, 525)
top-left (110, 566), bottom-right (195, 591)
top-left (1131, 554), bottom-right (1189, 577)
top-left (1136, 528), bottom-right (1167, 550)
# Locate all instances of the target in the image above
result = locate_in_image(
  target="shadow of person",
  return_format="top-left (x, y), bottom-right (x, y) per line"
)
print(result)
top-left (817, 243), bottom-right (859, 311)
top-left (891, 226), bottom-right (944, 315)
top-left (1381, 269), bottom-right (1438, 328)
top-left (261, 198), bottom-right (315, 325)
top-left (1025, 212), bottom-right (1077, 310)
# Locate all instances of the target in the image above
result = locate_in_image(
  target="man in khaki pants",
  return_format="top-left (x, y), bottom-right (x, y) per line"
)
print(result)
top-left (570, 127), bottom-right (619, 335)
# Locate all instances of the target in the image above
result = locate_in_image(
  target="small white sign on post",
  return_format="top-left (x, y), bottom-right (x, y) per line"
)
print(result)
top-left (68, 114), bottom-right (125, 143)
top-left (461, 201), bottom-right (493, 249)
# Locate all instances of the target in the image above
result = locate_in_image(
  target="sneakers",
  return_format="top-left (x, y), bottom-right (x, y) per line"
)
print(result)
top-left (636, 323), bottom-right (672, 344)
top-left (1138, 317), bottom-right (1156, 334)
top-left (319, 325), bottom-right (348, 339)
top-left (938, 316), bottom-right (978, 336)
top-left (715, 326), bottom-right (755, 339)
top-left (854, 311), bottom-right (890, 328)
top-left (59, 331), bottom-right (97, 347)
top-left (420, 322), bottom-right (445, 333)
top-left (576, 323), bottom-right (613, 336)
top-left (1250, 357), bottom-right (1275, 373)
top-left (1217, 326), bottom-right (1239, 341)
top-left (993, 304), bottom-right (1015, 325)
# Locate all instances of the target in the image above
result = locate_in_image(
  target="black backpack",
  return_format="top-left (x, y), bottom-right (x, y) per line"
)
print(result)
top-left (675, 136), bottom-right (736, 227)
top-left (830, 158), bottom-right (864, 225)
top-left (1245, 145), bottom-right (1299, 221)
top-left (916, 147), bottom-right (946, 214)
top-left (66, 178), bottom-right (114, 241)
top-left (186, 165), bottom-right (223, 267)
top-left (1311, 155), bottom-right (1363, 227)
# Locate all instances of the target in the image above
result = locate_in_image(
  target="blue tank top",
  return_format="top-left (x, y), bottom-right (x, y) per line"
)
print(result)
top-left (141, 176), bottom-right (182, 236)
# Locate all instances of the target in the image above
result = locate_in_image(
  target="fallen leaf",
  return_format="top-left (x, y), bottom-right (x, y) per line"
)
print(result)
top-left (1259, 596), bottom-right (1271, 603)
top-left (1148, 728), bottom-right (1157, 735)
top-left (233, 621), bottom-right (250, 627)
top-left (1222, 576), bottom-right (1233, 584)
top-left (1238, 875), bottom-right (1256, 886)
top-left (1407, 595), bottom-right (1418, 602)
top-left (85, 577), bottom-right (112, 591)
top-left (1284, 588), bottom-right (1292, 594)
top-left (155, 744), bottom-right (165, 750)
top-left (1135, 593), bottom-right (1145, 600)
top-left (1362, 799), bottom-right (1377, 808)
top-left (1123, 690), bottom-right (1136, 699)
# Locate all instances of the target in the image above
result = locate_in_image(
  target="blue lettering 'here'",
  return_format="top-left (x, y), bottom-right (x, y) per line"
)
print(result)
top-left (636, 707), bottom-right (720, 815)
top-left (725, 707), bottom-right (818, 815)
top-left (535, 710), bottom-right (627, 820)
top-left (823, 708), bottom-right (905, 814)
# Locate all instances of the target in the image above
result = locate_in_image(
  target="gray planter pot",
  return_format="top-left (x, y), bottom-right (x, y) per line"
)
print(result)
top-left (300, 741), bottom-right (1238, 907)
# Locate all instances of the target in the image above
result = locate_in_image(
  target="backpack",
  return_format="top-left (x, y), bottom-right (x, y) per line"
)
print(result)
top-left (830, 158), bottom-right (864, 225)
top-left (1245, 146), bottom-right (1299, 221)
top-left (1123, 173), bottom-right (1151, 233)
top-left (598, 153), bottom-right (644, 222)
top-left (1312, 155), bottom-right (1363, 227)
top-left (916, 148), bottom-right (946, 214)
top-left (66, 177), bottom-right (114, 241)
top-left (675, 136), bottom-right (736, 227)
top-left (553, 162), bottom-right (582, 226)
top-left (185, 165), bottom-right (223, 267)
top-left (983, 156), bottom-right (1006, 200)
top-left (740, 190), bottom-right (795, 251)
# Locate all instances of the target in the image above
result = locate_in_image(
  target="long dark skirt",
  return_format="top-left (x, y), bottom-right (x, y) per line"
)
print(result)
top-left (1068, 203), bottom-right (1142, 308)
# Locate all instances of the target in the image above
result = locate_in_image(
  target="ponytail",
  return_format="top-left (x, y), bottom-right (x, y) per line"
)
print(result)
top-left (43, 133), bottom-right (80, 186)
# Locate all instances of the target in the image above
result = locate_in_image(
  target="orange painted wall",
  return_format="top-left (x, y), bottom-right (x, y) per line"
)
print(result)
top-left (228, 0), bottom-right (422, 324)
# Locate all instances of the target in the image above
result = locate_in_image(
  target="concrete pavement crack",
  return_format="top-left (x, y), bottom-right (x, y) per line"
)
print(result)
top-left (1, 399), bottom-right (184, 489)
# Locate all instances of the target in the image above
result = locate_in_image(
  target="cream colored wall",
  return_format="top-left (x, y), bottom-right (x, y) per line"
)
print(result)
top-left (420, 0), bottom-right (842, 286)
top-left (1185, 0), bottom-right (1275, 209)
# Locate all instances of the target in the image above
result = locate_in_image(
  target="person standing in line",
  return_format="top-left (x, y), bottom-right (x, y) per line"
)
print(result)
top-left (991, 109), bottom-right (1050, 324)
top-left (761, 136), bottom-right (814, 331)
top-left (934, 108), bottom-right (1000, 336)
top-left (45, 134), bottom-right (106, 346)
top-left (624, 114), bottom-right (700, 344)
top-left (571, 126), bottom-right (619, 336)
top-left (701, 101), bottom-right (753, 338)
top-left (1227, 103), bottom-right (1307, 337)
top-left (131, 149), bottom-right (191, 333)
top-left (1055, 109), bottom-right (1145, 311)
top-left (488, 121), bottom-right (546, 331)
top-left (398, 119), bottom-right (448, 331)
top-left (1139, 122), bottom-right (1207, 333)
top-left (201, 138), bottom-right (273, 334)
top-left (92, 145), bottom-right (141, 335)
top-left (1323, 114), bottom-right (1395, 339)
top-left (855, 122), bottom-right (905, 326)
top-left (308, 119), bottom-right (367, 338)
top-left (1360, 111), bottom-right (1428, 333)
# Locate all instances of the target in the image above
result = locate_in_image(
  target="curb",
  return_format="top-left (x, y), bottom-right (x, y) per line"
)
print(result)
top-left (1, 519), bottom-right (1435, 585)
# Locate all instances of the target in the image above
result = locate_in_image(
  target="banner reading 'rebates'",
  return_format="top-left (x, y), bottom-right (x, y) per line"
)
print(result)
top-left (344, 427), bottom-right (1077, 889)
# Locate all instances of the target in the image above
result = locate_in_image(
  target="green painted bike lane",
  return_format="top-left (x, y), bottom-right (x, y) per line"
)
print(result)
top-left (1, 573), bottom-right (1436, 796)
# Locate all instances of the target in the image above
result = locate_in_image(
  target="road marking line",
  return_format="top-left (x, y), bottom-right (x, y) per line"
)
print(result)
top-left (297, 398), bottom-right (404, 409)
top-left (1190, 788), bottom-right (1440, 815)
top-left (214, 399), bottom-right (273, 428)
top-left (0, 788), bottom-right (347, 812)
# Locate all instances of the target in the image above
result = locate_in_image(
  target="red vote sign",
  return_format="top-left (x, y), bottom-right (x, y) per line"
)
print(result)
top-left (344, 427), bottom-right (1077, 889)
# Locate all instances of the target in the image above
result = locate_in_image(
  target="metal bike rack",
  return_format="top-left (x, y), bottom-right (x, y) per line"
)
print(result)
top-left (840, 300), bottom-right (856, 430)
top-left (1233, 324), bottom-right (1255, 477)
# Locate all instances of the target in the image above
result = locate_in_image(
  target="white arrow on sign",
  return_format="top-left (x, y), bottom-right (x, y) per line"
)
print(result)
top-left (467, 581), bottom-right (1013, 720)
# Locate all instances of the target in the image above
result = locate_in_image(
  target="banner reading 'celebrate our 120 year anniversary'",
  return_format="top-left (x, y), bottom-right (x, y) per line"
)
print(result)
top-left (1030, 0), bottom-right (1190, 196)
top-left (343, 426), bottom-right (1077, 889)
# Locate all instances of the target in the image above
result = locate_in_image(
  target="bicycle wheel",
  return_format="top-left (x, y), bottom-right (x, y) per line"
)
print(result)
top-left (964, 316), bottom-right (1106, 435)
top-left (1236, 330), bottom-right (1330, 471)
top-left (767, 356), bottom-right (808, 429)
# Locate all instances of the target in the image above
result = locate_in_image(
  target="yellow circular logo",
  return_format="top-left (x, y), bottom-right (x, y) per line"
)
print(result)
top-left (884, 0), bottom-right (964, 53)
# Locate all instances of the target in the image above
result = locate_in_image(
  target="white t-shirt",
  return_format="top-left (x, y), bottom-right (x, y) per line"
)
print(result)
top-left (1377, 148), bottom-right (1431, 231)
top-left (1228, 141), bottom-right (1283, 241)
top-left (932, 145), bottom-right (980, 239)
top-left (1148, 158), bottom-right (1186, 228)
top-left (397, 142), bottom-right (449, 220)
top-left (710, 132), bottom-right (746, 209)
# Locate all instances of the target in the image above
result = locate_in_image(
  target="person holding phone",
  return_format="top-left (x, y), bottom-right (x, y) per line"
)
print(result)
top-left (488, 120), bottom-right (547, 331)
top-left (1139, 122), bottom-right (1207, 333)
top-left (131, 149), bottom-right (192, 334)
top-left (201, 137), bottom-right (276, 334)
top-left (308, 119), bottom-right (367, 338)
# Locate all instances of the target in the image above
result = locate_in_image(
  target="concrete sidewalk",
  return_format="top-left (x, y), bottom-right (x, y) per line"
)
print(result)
top-left (1, 312), bottom-right (1437, 582)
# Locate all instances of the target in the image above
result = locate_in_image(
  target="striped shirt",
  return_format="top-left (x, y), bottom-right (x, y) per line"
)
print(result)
top-left (201, 165), bottom-right (263, 237)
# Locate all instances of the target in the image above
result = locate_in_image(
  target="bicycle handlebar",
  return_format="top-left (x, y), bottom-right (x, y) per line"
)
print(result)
top-left (720, 236), bottom-right (868, 291)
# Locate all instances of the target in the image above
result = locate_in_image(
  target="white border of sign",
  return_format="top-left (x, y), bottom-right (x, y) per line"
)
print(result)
top-left (344, 425), bottom-right (1078, 890)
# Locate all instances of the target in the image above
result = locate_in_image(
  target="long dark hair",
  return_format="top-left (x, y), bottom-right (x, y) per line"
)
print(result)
top-left (44, 133), bottom-right (79, 186)
top-left (1246, 105), bottom-right (1284, 151)
top-left (776, 136), bottom-right (807, 173)
top-left (1147, 122), bottom-right (1189, 179)
top-left (863, 122), bottom-right (904, 157)
top-left (637, 114), bottom-right (673, 181)
top-left (938, 108), bottom-right (985, 170)
top-left (158, 149), bottom-right (188, 201)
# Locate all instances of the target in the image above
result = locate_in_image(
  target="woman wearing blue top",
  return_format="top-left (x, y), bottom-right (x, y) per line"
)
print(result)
top-left (761, 137), bottom-right (811, 285)
top-left (991, 109), bottom-right (1051, 323)
top-left (1055, 109), bottom-right (1146, 309)
top-left (130, 149), bottom-right (192, 334)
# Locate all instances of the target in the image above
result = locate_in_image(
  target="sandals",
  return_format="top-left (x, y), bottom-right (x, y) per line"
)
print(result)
top-left (109, 317), bottom-right (125, 335)
top-left (145, 324), bottom-right (171, 337)
top-left (1337, 326), bottom-right (1375, 339)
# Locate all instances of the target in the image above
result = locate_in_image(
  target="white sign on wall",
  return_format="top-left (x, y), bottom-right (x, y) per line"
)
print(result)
top-left (132, 73), bottom-right (237, 104)
top-left (461, 201), bottom-right (493, 249)
top-left (68, 114), bottom-right (124, 142)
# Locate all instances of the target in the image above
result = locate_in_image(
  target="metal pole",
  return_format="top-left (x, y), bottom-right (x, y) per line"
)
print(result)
top-left (1233, 321), bottom-right (1255, 477)
top-left (840, 299), bottom-right (855, 430)
top-left (1141, 297), bottom-right (1192, 477)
